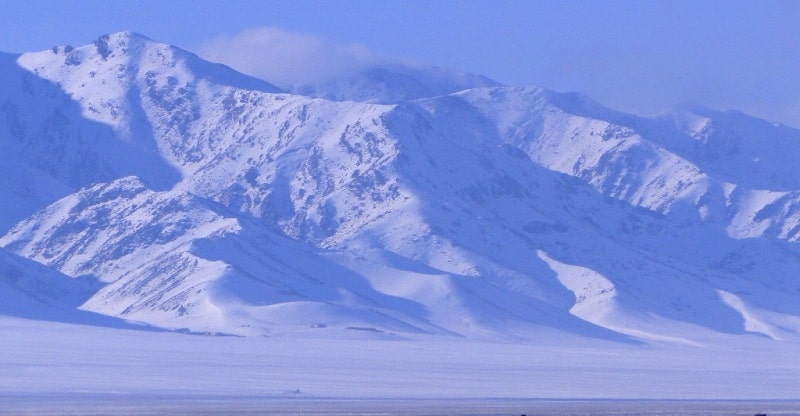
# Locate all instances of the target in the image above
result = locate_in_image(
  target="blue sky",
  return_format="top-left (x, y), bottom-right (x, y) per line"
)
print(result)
top-left (2, 0), bottom-right (799, 126)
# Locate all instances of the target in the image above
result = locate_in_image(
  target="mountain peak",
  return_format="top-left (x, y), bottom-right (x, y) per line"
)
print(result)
top-left (90, 31), bottom-right (155, 60)
top-left (95, 31), bottom-right (152, 45)
top-left (101, 30), bottom-right (150, 41)
top-left (20, 31), bottom-right (282, 99)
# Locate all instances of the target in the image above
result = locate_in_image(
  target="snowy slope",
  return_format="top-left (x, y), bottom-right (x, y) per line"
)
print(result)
top-left (0, 32), bottom-right (798, 344)
top-left (0, 246), bottom-right (154, 330)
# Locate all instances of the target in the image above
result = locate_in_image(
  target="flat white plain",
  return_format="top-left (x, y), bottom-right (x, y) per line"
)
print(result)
top-left (1, 316), bottom-right (798, 400)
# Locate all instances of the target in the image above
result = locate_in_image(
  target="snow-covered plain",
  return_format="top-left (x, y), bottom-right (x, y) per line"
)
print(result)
top-left (2, 397), bottom-right (799, 416)
top-left (1, 316), bottom-right (799, 400)
top-left (1, 32), bottom-right (800, 405)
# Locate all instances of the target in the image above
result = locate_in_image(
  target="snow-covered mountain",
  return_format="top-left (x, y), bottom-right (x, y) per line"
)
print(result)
top-left (1, 32), bottom-right (798, 343)
top-left (288, 62), bottom-right (501, 103)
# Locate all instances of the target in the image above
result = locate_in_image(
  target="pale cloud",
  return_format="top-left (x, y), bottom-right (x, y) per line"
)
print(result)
top-left (196, 27), bottom-right (382, 88)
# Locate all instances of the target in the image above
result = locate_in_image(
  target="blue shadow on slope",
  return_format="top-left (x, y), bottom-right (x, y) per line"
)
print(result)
top-left (381, 98), bottom-right (778, 341)
top-left (0, 249), bottom-right (164, 332)
top-left (189, 207), bottom-right (445, 335)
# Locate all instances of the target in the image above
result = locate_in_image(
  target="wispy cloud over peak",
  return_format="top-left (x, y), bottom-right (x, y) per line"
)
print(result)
top-left (196, 27), bottom-right (382, 88)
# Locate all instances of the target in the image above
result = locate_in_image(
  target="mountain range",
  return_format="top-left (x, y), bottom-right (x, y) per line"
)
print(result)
top-left (1, 31), bottom-right (798, 344)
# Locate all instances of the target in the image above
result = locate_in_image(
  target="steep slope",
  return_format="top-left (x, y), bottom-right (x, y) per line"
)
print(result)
top-left (446, 87), bottom-right (711, 216)
top-left (0, 246), bottom-right (153, 330)
top-left (652, 105), bottom-right (800, 242)
top-left (0, 246), bottom-right (97, 318)
top-left (0, 49), bottom-right (170, 232)
top-left (0, 32), bottom-right (798, 342)
top-left (652, 104), bottom-right (800, 191)
top-left (0, 177), bottom-right (439, 336)
top-left (451, 86), bottom-right (800, 244)
top-left (385, 97), bottom-right (800, 341)
top-left (13, 32), bottom-right (279, 175)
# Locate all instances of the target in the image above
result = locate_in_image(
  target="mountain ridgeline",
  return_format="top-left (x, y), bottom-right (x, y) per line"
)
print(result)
top-left (1, 32), bottom-right (798, 342)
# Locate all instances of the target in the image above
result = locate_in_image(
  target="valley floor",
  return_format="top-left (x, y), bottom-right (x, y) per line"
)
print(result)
top-left (1, 317), bottom-right (798, 408)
